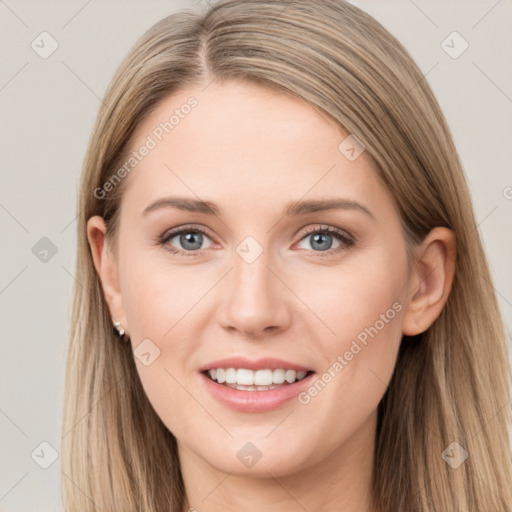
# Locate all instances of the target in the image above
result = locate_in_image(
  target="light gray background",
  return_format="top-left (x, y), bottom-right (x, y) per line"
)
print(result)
top-left (1, 1), bottom-right (511, 510)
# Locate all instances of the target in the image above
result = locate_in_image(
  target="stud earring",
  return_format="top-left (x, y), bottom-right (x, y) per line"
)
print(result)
top-left (113, 320), bottom-right (129, 341)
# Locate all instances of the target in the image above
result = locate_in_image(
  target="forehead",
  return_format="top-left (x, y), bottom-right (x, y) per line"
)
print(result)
top-left (120, 80), bottom-right (389, 214)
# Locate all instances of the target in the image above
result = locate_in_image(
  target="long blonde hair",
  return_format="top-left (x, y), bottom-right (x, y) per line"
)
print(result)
top-left (61, 1), bottom-right (512, 510)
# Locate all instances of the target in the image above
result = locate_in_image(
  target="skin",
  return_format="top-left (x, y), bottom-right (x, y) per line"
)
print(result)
top-left (87, 80), bottom-right (455, 512)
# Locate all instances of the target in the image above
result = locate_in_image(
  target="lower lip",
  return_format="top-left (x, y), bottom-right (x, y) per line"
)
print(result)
top-left (200, 372), bottom-right (315, 413)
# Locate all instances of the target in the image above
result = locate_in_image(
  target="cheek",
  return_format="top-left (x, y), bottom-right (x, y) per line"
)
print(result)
top-left (120, 247), bottom-right (204, 341)
top-left (118, 252), bottom-right (215, 428)
top-left (119, 265), bottom-right (202, 439)
top-left (292, 246), bottom-right (407, 406)
top-left (296, 248), bottom-right (407, 345)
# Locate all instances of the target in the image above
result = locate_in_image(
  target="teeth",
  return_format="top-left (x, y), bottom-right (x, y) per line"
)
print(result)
top-left (285, 370), bottom-right (296, 383)
top-left (255, 369), bottom-right (273, 386)
top-left (237, 368), bottom-right (255, 385)
top-left (225, 368), bottom-right (237, 384)
top-left (272, 369), bottom-right (285, 384)
top-left (216, 368), bottom-right (226, 383)
top-left (207, 367), bottom-right (310, 386)
top-left (224, 382), bottom-right (281, 391)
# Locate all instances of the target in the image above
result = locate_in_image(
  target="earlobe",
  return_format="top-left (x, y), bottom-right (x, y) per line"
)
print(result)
top-left (86, 216), bottom-right (127, 331)
top-left (402, 227), bottom-right (456, 336)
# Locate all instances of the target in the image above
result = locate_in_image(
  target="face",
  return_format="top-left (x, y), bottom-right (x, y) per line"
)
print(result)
top-left (99, 80), bottom-right (413, 477)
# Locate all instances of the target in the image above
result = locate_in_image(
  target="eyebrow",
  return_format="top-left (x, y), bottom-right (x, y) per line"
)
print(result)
top-left (142, 196), bottom-right (375, 220)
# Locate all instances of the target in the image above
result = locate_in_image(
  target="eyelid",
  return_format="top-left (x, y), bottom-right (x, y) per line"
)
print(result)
top-left (296, 224), bottom-right (354, 243)
top-left (160, 223), bottom-right (215, 241)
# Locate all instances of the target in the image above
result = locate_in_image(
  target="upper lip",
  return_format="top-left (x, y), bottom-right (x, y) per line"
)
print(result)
top-left (199, 357), bottom-right (314, 373)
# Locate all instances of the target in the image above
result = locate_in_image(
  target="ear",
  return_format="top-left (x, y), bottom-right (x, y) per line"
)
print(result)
top-left (402, 227), bottom-right (456, 336)
top-left (87, 216), bottom-right (128, 334)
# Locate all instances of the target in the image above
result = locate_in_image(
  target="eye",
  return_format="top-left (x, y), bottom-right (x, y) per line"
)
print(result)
top-left (295, 225), bottom-right (355, 256)
top-left (158, 224), bottom-right (355, 257)
top-left (159, 225), bottom-right (213, 256)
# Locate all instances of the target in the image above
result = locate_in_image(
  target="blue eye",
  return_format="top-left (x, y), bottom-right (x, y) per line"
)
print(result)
top-left (160, 226), bottom-right (213, 256)
top-left (297, 225), bottom-right (355, 255)
top-left (159, 224), bottom-right (354, 257)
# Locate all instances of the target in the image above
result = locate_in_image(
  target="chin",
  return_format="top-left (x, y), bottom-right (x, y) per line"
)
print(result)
top-left (196, 435), bottom-right (318, 478)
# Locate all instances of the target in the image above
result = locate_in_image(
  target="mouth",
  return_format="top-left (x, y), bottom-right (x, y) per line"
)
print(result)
top-left (202, 367), bottom-right (315, 392)
top-left (199, 357), bottom-right (316, 412)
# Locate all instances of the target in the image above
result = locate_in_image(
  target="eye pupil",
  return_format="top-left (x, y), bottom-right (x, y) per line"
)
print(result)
top-left (181, 232), bottom-right (203, 250)
top-left (310, 232), bottom-right (332, 251)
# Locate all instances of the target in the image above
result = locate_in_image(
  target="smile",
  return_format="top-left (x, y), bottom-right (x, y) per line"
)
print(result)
top-left (204, 368), bottom-right (312, 391)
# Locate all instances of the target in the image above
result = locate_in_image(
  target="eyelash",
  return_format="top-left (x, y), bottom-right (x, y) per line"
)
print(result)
top-left (158, 224), bottom-right (355, 258)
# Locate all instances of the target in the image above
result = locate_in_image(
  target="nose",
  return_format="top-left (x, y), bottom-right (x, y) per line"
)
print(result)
top-left (216, 249), bottom-right (292, 339)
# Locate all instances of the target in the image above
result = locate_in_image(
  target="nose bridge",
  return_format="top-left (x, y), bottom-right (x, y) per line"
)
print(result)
top-left (217, 235), bottom-right (291, 336)
top-left (232, 248), bottom-right (271, 297)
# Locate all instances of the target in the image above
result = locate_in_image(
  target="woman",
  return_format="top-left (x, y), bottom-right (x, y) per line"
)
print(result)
top-left (61, 0), bottom-right (512, 510)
